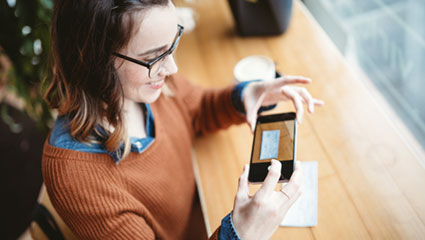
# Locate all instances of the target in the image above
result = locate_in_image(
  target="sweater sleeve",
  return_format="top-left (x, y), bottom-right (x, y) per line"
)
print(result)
top-left (43, 158), bottom-right (156, 239)
top-left (167, 74), bottom-right (247, 136)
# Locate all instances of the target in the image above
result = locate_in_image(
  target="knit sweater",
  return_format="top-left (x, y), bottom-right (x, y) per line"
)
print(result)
top-left (42, 74), bottom-right (247, 239)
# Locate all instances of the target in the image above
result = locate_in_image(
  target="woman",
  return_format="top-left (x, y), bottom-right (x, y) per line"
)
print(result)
top-left (43, 0), bottom-right (324, 239)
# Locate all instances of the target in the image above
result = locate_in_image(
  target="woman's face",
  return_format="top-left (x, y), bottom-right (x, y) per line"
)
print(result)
top-left (115, 3), bottom-right (179, 104)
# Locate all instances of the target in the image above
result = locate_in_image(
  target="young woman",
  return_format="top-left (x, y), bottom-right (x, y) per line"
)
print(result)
top-left (43, 0), bottom-right (324, 239)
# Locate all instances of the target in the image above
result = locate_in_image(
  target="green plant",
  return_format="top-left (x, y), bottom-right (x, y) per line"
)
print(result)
top-left (0, 0), bottom-right (53, 132)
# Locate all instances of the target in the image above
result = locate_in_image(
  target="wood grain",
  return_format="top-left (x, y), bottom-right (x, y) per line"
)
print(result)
top-left (175, 0), bottom-right (425, 239)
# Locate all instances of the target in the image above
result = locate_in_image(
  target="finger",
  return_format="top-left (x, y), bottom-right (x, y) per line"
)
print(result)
top-left (294, 160), bottom-right (301, 171)
top-left (289, 160), bottom-right (302, 184)
top-left (282, 87), bottom-right (304, 124)
top-left (269, 75), bottom-right (312, 88)
top-left (313, 98), bottom-right (325, 106)
top-left (246, 104), bottom-right (258, 133)
top-left (245, 92), bottom-right (264, 132)
top-left (247, 99), bottom-right (261, 133)
top-left (258, 160), bottom-right (282, 195)
top-left (281, 161), bottom-right (303, 201)
top-left (248, 112), bottom-right (257, 133)
top-left (236, 164), bottom-right (250, 201)
top-left (297, 87), bottom-right (315, 113)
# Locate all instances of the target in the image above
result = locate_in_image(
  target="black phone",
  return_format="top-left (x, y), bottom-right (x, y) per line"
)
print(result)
top-left (248, 112), bottom-right (297, 183)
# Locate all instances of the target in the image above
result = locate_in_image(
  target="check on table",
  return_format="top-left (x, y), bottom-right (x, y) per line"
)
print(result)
top-left (175, 0), bottom-right (425, 239)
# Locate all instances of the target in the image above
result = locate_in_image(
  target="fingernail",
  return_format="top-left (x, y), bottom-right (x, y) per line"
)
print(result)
top-left (316, 99), bottom-right (325, 105)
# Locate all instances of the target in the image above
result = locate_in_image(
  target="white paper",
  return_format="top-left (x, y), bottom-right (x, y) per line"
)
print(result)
top-left (280, 161), bottom-right (318, 227)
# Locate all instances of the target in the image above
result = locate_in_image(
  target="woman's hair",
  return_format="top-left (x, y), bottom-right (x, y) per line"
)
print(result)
top-left (44, 0), bottom-right (169, 159)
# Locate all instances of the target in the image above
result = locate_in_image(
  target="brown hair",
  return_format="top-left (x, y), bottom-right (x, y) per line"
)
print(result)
top-left (44, 0), bottom-right (169, 159)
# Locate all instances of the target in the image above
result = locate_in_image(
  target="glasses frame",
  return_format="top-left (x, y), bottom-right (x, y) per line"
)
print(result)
top-left (113, 24), bottom-right (184, 78)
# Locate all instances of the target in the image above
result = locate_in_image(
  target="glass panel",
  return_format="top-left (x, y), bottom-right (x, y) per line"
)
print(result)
top-left (303, 0), bottom-right (425, 149)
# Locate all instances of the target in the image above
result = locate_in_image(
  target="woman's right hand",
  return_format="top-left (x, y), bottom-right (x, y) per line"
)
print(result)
top-left (232, 160), bottom-right (303, 240)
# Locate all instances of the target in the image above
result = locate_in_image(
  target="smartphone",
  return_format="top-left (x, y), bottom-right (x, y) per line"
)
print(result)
top-left (248, 112), bottom-right (297, 183)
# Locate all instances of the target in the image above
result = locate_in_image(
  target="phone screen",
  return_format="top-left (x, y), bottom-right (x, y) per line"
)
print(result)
top-left (248, 113), bottom-right (297, 183)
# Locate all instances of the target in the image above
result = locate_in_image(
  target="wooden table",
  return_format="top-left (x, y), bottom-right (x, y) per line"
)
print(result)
top-left (175, 0), bottom-right (425, 239)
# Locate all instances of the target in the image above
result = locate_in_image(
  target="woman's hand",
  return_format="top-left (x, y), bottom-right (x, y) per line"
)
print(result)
top-left (232, 160), bottom-right (303, 240)
top-left (243, 75), bottom-right (324, 131)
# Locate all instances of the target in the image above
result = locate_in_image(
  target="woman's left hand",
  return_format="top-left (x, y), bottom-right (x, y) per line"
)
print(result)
top-left (243, 75), bottom-right (324, 132)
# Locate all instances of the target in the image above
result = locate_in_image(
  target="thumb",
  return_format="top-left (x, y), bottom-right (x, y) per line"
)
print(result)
top-left (248, 112), bottom-right (257, 133)
top-left (246, 94), bottom-right (264, 132)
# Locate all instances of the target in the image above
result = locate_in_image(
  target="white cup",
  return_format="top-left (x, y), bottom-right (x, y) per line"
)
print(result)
top-left (234, 55), bottom-right (276, 82)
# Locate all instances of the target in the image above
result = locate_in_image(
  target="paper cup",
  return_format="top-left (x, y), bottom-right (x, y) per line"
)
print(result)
top-left (234, 55), bottom-right (275, 82)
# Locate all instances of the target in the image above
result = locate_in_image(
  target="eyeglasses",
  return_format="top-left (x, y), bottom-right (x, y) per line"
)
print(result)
top-left (113, 24), bottom-right (184, 78)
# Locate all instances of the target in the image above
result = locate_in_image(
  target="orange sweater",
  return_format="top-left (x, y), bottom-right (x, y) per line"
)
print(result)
top-left (42, 74), bottom-right (246, 239)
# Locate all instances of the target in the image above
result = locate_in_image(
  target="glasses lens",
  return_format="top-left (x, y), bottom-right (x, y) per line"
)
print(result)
top-left (149, 55), bottom-right (168, 78)
top-left (148, 26), bottom-right (182, 78)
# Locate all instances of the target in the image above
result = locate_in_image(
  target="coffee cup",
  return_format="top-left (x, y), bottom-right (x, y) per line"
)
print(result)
top-left (234, 55), bottom-right (276, 82)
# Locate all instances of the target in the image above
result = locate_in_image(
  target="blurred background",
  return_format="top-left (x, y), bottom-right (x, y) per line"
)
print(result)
top-left (303, 0), bottom-right (425, 148)
top-left (1, 0), bottom-right (52, 239)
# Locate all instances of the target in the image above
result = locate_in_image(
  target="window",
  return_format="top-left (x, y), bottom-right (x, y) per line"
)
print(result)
top-left (304, 0), bottom-right (425, 149)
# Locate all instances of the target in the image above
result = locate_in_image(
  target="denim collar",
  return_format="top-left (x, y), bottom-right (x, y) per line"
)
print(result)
top-left (49, 103), bottom-right (155, 164)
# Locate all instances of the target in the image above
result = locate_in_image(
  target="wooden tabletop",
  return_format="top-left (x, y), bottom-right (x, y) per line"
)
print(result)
top-left (175, 0), bottom-right (425, 239)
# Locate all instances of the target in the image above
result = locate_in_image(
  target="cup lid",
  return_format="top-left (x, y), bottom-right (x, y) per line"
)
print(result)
top-left (234, 55), bottom-right (275, 82)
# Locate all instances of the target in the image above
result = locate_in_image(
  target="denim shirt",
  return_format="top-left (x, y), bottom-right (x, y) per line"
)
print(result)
top-left (50, 104), bottom-right (156, 163)
top-left (49, 81), bottom-right (276, 239)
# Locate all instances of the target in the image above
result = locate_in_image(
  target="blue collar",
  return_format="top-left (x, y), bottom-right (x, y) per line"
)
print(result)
top-left (49, 103), bottom-right (155, 164)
